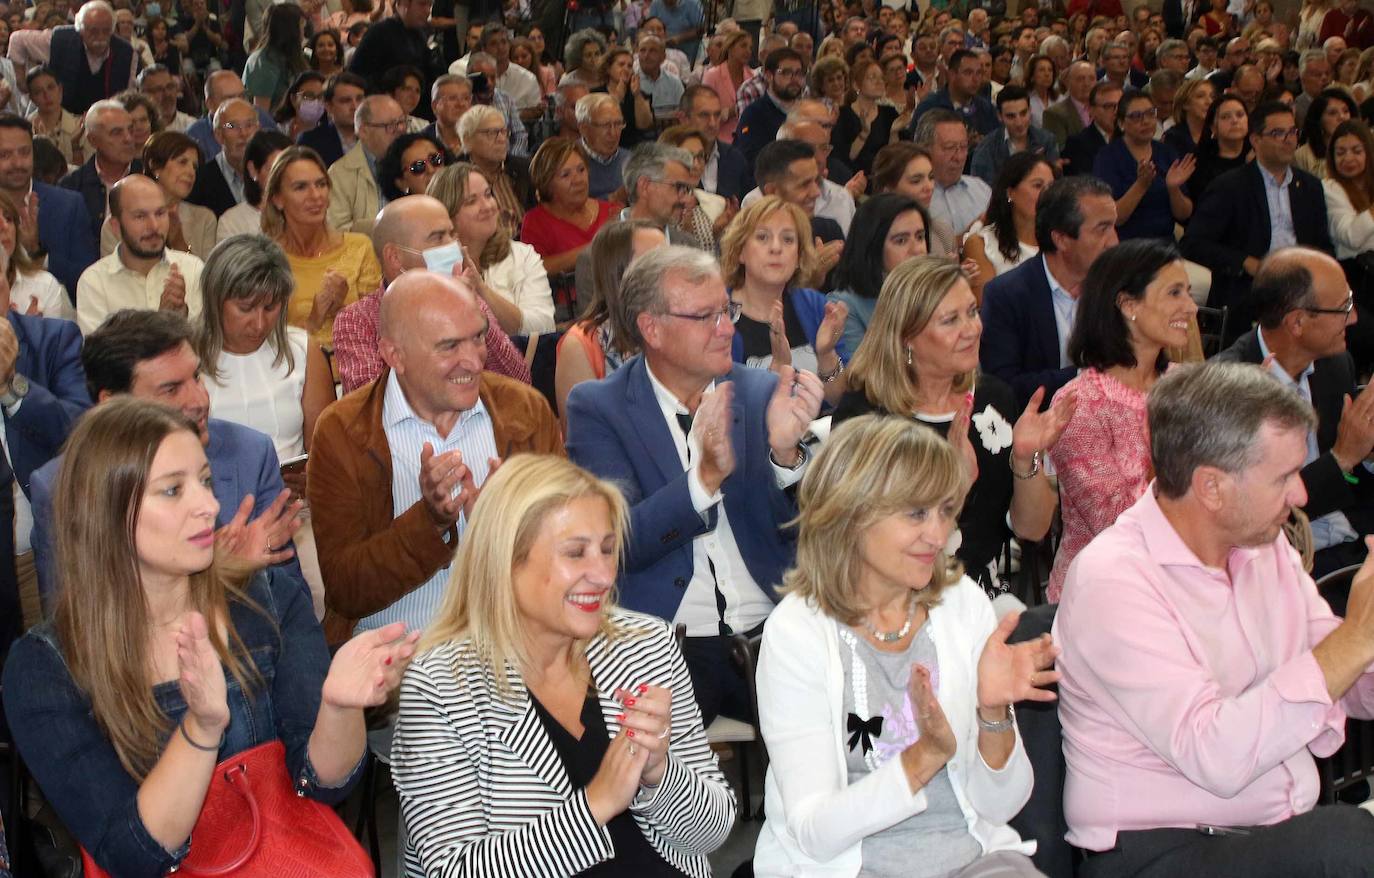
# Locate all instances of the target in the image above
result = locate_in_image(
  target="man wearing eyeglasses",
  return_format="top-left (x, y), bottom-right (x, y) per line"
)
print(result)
top-left (185, 97), bottom-right (258, 217)
top-left (327, 95), bottom-right (406, 236)
top-left (576, 92), bottom-right (631, 202)
top-left (58, 100), bottom-right (142, 245)
top-left (1214, 249), bottom-right (1374, 578)
top-left (734, 47), bottom-right (806, 170)
top-left (566, 245), bottom-right (823, 725)
top-left (1183, 101), bottom-right (1332, 345)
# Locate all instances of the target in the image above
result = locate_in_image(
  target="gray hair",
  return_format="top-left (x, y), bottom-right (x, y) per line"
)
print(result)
top-left (468, 51), bottom-right (496, 70)
top-left (636, 32), bottom-right (665, 50)
top-left (83, 99), bottom-right (126, 135)
top-left (479, 22), bottom-right (509, 48)
top-left (1147, 69), bottom-right (1184, 93)
top-left (1300, 48), bottom-right (1328, 73)
top-left (354, 94), bottom-right (395, 132)
top-left (212, 97), bottom-right (252, 128)
top-left (203, 69), bottom-right (238, 101)
top-left (613, 245), bottom-right (721, 350)
top-left (1150, 362), bottom-right (1316, 499)
top-left (1156, 38), bottom-right (1188, 64)
top-left (137, 64), bottom-right (173, 89)
top-left (912, 108), bottom-right (964, 147)
top-left (196, 234), bottom-right (297, 383)
top-left (575, 92), bottom-right (619, 125)
top-left (564, 28), bottom-right (608, 72)
top-left (76, 0), bottom-right (113, 29)
top-left (431, 73), bottom-right (470, 103)
top-left (623, 142), bottom-right (694, 205)
top-left (457, 104), bottom-right (506, 153)
top-left (1101, 40), bottom-right (1130, 58)
top-left (1039, 34), bottom-right (1070, 56)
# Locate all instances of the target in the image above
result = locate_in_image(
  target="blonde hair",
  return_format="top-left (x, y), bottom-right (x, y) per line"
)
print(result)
top-left (426, 162), bottom-right (512, 270)
top-left (718, 196), bottom-right (819, 290)
top-left (259, 145), bottom-right (330, 239)
top-left (420, 455), bottom-right (630, 696)
top-left (846, 256), bottom-right (973, 415)
top-left (784, 414), bottom-right (967, 623)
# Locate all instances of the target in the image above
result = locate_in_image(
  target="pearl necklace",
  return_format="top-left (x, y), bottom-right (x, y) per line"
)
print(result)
top-left (863, 596), bottom-right (918, 644)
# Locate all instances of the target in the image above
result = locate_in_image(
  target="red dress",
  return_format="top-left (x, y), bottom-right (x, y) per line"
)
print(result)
top-left (519, 200), bottom-right (617, 264)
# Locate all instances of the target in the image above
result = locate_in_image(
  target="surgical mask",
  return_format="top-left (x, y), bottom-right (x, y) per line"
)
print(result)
top-left (297, 98), bottom-right (325, 125)
top-left (404, 241), bottom-right (463, 276)
top-left (145, 2), bottom-right (161, 17)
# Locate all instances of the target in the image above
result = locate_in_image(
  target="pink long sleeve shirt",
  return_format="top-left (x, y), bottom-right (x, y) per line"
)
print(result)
top-left (1053, 486), bottom-right (1374, 852)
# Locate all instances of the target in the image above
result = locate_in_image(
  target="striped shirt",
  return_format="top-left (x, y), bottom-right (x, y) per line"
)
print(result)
top-left (357, 371), bottom-right (497, 633)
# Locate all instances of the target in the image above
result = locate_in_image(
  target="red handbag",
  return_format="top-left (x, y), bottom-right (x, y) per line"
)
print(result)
top-left (82, 740), bottom-right (374, 878)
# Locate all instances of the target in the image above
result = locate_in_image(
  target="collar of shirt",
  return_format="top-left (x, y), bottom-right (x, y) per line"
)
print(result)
top-left (214, 149), bottom-right (244, 188)
top-left (644, 358), bottom-right (711, 423)
top-left (1256, 326), bottom-right (1315, 392)
top-left (766, 91), bottom-right (792, 114)
top-left (84, 48), bottom-right (110, 73)
top-left (581, 138), bottom-right (620, 164)
top-left (112, 244), bottom-right (170, 275)
top-left (382, 369), bottom-right (489, 434)
top-left (1134, 483), bottom-right (1262, 572)
top-left (1044, 256), bottom-right (1074, 302)
top-left (1261, 163), bottom-right (1294, 191)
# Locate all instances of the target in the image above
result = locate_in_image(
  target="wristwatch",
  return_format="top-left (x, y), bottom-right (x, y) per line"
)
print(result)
top-left (0, 373), bottom-right (30, 409)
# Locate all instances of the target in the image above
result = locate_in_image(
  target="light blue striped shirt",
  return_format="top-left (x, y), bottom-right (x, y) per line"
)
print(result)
top-left (356, 371), bottom-right (497, 634)
top-left (1261, 164), bottom-right (1297, 253)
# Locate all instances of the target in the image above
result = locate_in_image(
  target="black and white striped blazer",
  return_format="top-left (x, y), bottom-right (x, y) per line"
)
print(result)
top-left (391, 610), bottom-right (737, 877)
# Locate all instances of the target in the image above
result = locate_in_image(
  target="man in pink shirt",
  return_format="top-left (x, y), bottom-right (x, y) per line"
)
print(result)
top-left (1055, 360), bottom-right (1374, 877)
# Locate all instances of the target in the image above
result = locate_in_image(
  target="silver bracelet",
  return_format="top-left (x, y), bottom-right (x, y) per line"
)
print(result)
top-left (975, 705), bottom-right (1015, 734)
top-left (1009, 449), bottom-right (1042, 480)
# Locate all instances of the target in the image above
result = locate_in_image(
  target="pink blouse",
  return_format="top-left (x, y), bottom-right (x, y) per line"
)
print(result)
top-left (701, 62), bottom-right (755, 144)
top-left (1047, 368), bottom-right (1154, 602)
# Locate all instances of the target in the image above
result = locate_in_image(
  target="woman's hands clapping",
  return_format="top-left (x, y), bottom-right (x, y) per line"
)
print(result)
top-left (322, 622), bottom-right (421, 710)
top-left (614, 684), bottom-right (672, 786)
top-left (1012, 386), bottom-right (1077, 466)
top-left (815, 299), bottom-right (848, 361)
top-left (899, 663), bottom-right (957, 791)
top-left (176, 612), bottom-right (230, 740)
top-left (975, 611), bottom-right (1061, 715)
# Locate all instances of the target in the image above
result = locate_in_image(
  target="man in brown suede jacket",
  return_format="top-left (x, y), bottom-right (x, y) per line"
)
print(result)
top-left (309, 270), bottom-right (563, 644)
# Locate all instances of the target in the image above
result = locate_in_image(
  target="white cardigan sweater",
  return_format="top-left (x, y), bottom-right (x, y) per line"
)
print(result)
top-left (1323, 178), bottom-right (1374, 261)
top-left (482, 240), bottom-right (556, 335)
top-left (754, 578), bottom-right (1035, 877)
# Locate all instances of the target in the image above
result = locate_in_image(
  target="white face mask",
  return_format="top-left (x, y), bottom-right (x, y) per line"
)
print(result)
top-left (412, 240), bottom-right (463, 276)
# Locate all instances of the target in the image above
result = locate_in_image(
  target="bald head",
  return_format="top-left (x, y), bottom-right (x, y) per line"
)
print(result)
top-left (791, 98), bottom-right (833, 124)
top-left (379, 271), bottom-right (489, 418)
top-left (372, 194), bottom-right (457, 283)
top-left (108, 173), bottom-right (164, 220)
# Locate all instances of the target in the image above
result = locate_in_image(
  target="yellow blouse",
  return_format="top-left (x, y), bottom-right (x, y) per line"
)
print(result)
top-left (284, 232), bottom-right (382, 349)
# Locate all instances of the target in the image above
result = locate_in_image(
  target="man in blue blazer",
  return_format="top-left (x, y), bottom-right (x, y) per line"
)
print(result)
top-left (980, 175), bottom-right (1119, 409)
top-left (566, 246), bottom-right (823, 725)
top-left (30, 310), bottom-right (300, 616)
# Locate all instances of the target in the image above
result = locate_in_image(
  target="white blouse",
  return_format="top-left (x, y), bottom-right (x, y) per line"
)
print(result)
top-left (1324, 178), bottom-right (1374, 261)
top-left (205, 326), bottom-right (310, 459)
top-left (970, 221), bottom-right (1039, 279)
top-left (483, 240), bottom-right (556, 335)
top-left (12, 270), bottom-right (73, 321)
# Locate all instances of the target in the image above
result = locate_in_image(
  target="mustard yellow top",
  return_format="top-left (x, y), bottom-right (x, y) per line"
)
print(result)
top-left (284, 232), bottom-right (382, 349)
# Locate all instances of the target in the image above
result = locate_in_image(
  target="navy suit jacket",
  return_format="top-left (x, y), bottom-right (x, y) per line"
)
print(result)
top-left (34, 181), bottom-right (97, 302)
top-left (58, 157), bottom-right (143, 245)
top-left (713, 140), bottom-right (752, 202)
top-left (565, 356), bottom-right (799, 622)
top-left (1063, 124), bottom-right (1108, 177)
top-left (31, 417), bottom-right (292, 616)
top-left (980, 254), bottom-right (1075, 410)
top-left (5, 311), bottom-right (90, 501)
top-left (298, 121), bottom-right (347, 168)
top-left (186, 158), bottom-right (239, 217)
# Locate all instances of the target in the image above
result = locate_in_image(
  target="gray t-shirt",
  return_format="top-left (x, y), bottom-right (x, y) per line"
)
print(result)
top-left (838, 621), bottom-right (982, 878)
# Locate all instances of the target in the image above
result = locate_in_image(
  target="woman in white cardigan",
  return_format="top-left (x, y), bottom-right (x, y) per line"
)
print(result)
top-left (1323, 119), bottom-right (1374, 260)
top-left (755, 415), bottom-right (1060, 877)
top-left (391, 455), bottom-right (735, 878)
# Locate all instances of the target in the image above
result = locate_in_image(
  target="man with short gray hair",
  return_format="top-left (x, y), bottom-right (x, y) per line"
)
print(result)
top-left (577, 92), bottom-right (631, 201)
top-left (636, 33), bottom-right (685, 115)
top-left (185, 97), bottom-right (259, 216)
top-left (59, 99), bottom-right (140, 243)
top-left (1055, 359), bottom-right (1374, 877)
top-left (327, 95), bottom-right (405, 236)
top-left (566, 244), bottom-right (823, 724)
top-left (620, 142), bottom-right (699, 244)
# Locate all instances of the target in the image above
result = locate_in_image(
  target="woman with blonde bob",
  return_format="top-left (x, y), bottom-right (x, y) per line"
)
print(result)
top-left (754, 414), bottom-right (1059, 877)
top-left (834, 256), bottom-right (1073, 598)
top-left (391, 454), bottom-right (736, 877)
top-left (720, 196), bottom-right (850, 404)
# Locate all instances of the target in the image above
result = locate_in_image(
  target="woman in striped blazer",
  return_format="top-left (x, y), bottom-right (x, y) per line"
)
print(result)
top-left (391, 455), bottom-right (737, 877)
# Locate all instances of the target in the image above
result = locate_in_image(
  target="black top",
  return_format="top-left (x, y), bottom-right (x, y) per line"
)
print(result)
top-left (1187, 147), bottom-right (1248, 202)
top-left (530, 690), bottom-right (683, 877)
top-left (590, 85), bottom-right (654, 149)
top-left (833, 103), bottom-right (900, 176)
top-left (832, 374), bottom-right (1019, 596)
top-left (734, 292), bottom-right (808, 362)
top-left (1161, 122), bottom-right (1198, 157)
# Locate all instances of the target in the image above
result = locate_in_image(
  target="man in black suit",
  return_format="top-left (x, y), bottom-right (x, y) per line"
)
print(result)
top-left (298, 72), bottom-right (367, 168)
top-left (346, 0), bottom-right (445, 121)
top-left (186, 98), bottom-right (258, 217)
top-left (59, 100), bottom-right (142, 246)
top-left (980, 176), bottom-right (1119, 409)
top-left (1214, 248), bottom-right (1374, 577)
top-left (1163, 0), bottom-right (1200, 39)
top-left (1063, 80), bottom-right (1121, 176)
top-left (1182, 101), bottom-right (1332, 343)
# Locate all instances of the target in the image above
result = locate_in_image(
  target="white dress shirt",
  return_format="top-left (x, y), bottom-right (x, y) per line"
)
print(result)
top-left (75, 247), bottom-right (204, 335)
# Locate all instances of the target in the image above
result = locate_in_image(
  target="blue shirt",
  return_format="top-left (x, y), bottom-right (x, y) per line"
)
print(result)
top-left (649, 0), bottom-right (704, 69)
top-left (1044, 259), bottom-right (1077, 368)
top-left (1261, 164), bottom-right (1298, 253)
top-left (930, 175), bottom-right (991, 236)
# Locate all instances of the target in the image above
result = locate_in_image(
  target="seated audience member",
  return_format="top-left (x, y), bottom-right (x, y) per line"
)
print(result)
top-left (872, 142), bottom-right (959, 256)
top-left (594, 47), bottom-right (656, 149)
top-left (423, 74), bottom-right (472, 158)
top-left (614, 142), bottom-right (703, 249)
top-left (0, 192), bottom-right (73, 319)
top-left (263, 146), bottom-right (381, 349)
top-left (565, 246), bottom-right (823, 725)
top-left (1164, 78), bottom-right (1216, 157)
top-left (829, 193), bottom-right (930, 355)
top-left (427, 162), bottom-right (556, 335)
top-left (331, 194), bottom-right (530, 395)
top-left (309, 270), bottom-right (561, 644)
top-left (1215, 247), bottom-right (1374, 576)
top-left (720, 196), bottom-right (848, 404)
top-left (1182, 101), bottom-right (1332, 342)
top-left (1025, 55), bottom-right (1064, 130)
top-left (1063, 82), bottom-right (1122, 177)
top-left (835, 256), bottom-right (1070, 597)
top-left (576, 93), bottom-right (632, 201)
top-left (520, 137), bottom-right (616, 278)
top-left (101, 132), bottom-right (218, 261)
top-left (754, 139), bottom-right (846, 283)
top-left (758, 416), bottom-right (1061, 876)
top-left (31, 309), bottom-right (300, 614)
top-left (833, 58), bottom-right (899, 176)
top-left (60, 100), bottom-right (141, 244)
top-left (657, 125), bottom-right (733, 250)
top-left (912, 109), bottom-right (991, 237)
top-left (678, 84), bottom-right (753, 201)
top-left (1324, 119), bottom-right (1374, 265)
top-left (391, 454), bottom-right (735, 876)
top-left (326, 95), bottom-right (405, 236)
top-left (455, 104), bottom-right (536, 242)
top-left (27, 66), bottom-right (84, 167)
top-left (734, 47), bottom-right (807, 169)
top-left (1042, 61), bottom-right (1095, 150)
top-left (1048, 240), bottom-right (1197, 601)
top-left (376, 65), bottom-right (428, 135)
top-left (1095, 91), bottom-right (1197, 241)
top-left (1295, 87), bottom-right (1358, 178)
top-left (216, 129), bottom-right (293, 241)
top-left (197, 234), bottom-right (335, 614)
top-left (1187, 92), bottom-right (1252, 202)
top-left (911, 49), bottom-right (1000, 140)
top-left (970, 85), bottom-right (1061, 186)
top-left (183, 72), bottom-right (280, 162)
top-left (273, 71), bottom-right (328, 142)
top-left (637, 32), bottom-right (686, 116)
top-left (298, 72), bottom-right (367, 168)
top-left (981, 176), bottom-right (1120, 408)
top-left (77, 174), bottom-right (205, 336)
top-left (556, 220), bottom-right (667, 427)
top-left (0, 115), bottom-right (99, 301)
top-left (4, 396), bottom-right (415, 877)
top-left (774, 107), bottom-right (862, 229)
top-left (965, 153), bottom-right (1055, 300)
top-left (185, 97), bottom-right (260, 218)
top-left (1054, 360), bottom-right (1374, 877)
top-left (377, 131), bottom-right (452, 201)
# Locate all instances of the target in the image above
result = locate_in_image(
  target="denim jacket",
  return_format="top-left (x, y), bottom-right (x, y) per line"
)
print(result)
top-left (1, 568), bottom-right (365, 878)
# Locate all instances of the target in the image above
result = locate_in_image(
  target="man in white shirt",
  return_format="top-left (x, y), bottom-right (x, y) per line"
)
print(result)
top-left (137, 64), bottom-right (196, 133)
top-left (75, 174), bottom-right (204, 335)
top-left (478, 22), bottom-right (541, 121)
top-left (740, 116), bottom-right (857, 234)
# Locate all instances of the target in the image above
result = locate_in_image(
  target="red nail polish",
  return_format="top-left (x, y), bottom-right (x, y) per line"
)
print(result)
top-left (384, 656), bottom-right (393, 665)
top-left (616, 713), bottom-right (626, 721)
top-left (636, 684), bottom-right (649, 695)
top-left (625, 697), bottom-right (636, 707)
top-left (627, 729), bottom-right (636, 738)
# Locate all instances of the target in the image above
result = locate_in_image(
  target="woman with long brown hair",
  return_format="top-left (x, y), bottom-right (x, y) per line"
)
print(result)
top-left (2, 398), bottom-right (417, 876)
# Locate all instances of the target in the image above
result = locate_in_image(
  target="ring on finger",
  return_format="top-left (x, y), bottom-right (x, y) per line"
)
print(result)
top-left (657, 726), bottom-right (670, 740)
top-left (628, 742), bottom-right (638, 756)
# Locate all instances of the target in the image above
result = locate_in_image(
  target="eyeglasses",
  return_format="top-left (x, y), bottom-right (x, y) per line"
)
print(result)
top-left (1125, 107), bottom-right (1158, 122)
top-left (1263, 126), bottom-right (1300, 140)
top-left (473, 126), bottom-right (508, 140)
top-left (1306, 292), bottom-right (1355, 318)
top-left (1094, 100), bottom-right (1120, 111)
top-left (365, 118), bottom-right (408, 133)
top-left (651, 179), bottom-right (694, 196)
top-left (586, 119), bottom-right (626, 132)
top-left (218, 119), bottom-right (259, 131)
top-left (407, 152), bottom-right (445, 175)
top-left (661, 302), bottom-right (742, 328)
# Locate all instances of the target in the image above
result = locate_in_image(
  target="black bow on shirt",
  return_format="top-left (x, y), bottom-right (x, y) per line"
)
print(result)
top-left (847, 713), bottom-right (884, 755)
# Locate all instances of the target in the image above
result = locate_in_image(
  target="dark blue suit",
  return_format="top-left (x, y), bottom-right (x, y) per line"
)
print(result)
top-left (58, 158), bottom-right (144, 246)
top-left (565, 356), bottom-right (798, 622)
top-left (31, 418), bottom-right (292, 616)
top-left (980, 254), bottom-right (1075, 410)
top-left (6, 312), bottom-right (90, 501)
top-left (34, 181), bottom-right (97, 304)
top-left (298, 121), bottom-right (349, 169)
top-left (711, 140), bottom-right (752, 202)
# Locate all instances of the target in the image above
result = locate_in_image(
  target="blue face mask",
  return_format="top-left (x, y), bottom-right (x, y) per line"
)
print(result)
top-left (419, 241), bottom-right (463, 276)
top-left (145, 2), bottom-right (162, 17)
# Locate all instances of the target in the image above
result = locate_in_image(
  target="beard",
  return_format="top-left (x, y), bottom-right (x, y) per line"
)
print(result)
top-left (121, 231), bottom-right (166, 260)
top-left (774, 82), bottom-right (804, 101)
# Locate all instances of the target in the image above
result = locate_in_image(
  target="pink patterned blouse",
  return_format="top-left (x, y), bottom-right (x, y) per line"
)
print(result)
top-left (1047, 368), bottom-right (1154, 602)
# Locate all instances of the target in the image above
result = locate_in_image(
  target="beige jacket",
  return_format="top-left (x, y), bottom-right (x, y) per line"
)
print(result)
top-left (326, 142), bottom-right (379, 237)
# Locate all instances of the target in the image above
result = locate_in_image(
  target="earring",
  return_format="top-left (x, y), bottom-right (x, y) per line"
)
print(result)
top-left (1129, 314), bottom-right (1137, 322)
top-left (906, 346), bottom-right (913, 365)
